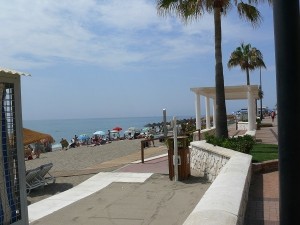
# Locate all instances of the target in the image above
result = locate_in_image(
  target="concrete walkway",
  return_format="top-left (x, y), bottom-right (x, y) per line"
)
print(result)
top-left (28, 155), bottom-right (210, 225)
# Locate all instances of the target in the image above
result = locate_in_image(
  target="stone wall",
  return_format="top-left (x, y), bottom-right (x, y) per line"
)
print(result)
top-left (189, 141), bottom-right (235, 182)
top-left (183, 140), bottom-right (252, 225)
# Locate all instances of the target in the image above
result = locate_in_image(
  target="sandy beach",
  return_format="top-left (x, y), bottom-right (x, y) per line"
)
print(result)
top-left (26, 138), bottom-right (169, 204)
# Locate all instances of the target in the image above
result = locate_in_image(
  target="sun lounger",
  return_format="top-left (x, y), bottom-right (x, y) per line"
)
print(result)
top-left (26, 163), bottom-right (56, 194)
top-left (26, 167), bottom-right (44, 194)
top-left (37, 163), bottom-right (56, 185)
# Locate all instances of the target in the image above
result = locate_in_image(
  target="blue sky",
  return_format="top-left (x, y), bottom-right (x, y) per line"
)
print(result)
top-left (0, 0), bottom-right (276, 120)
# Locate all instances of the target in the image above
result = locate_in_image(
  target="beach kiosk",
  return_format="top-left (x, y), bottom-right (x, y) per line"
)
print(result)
top-left (0, 68), bottom-right (30, 225)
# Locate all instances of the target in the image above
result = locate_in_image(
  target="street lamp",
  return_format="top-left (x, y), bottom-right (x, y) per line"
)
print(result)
top-left (259, 67), bottom-right (263, 120)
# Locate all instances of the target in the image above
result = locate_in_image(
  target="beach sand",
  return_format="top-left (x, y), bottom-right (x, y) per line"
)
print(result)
top-left (26, 138), bottom-right (170, 204)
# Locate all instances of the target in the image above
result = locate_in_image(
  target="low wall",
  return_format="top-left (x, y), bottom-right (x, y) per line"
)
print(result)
top-left (192, 128), bottom-right (216, 141)
top-left (252, 159), bottom-right (278, 173)
top-left (237, 122), bottom-right (258, 131)
top-left (183, 141), bottom-right (252, 225)
top-left (237, 122), bottom-right (248, 130)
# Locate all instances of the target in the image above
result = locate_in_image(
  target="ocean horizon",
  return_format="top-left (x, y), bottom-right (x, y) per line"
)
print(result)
top-left (23, 115), bottom-right (194, 148)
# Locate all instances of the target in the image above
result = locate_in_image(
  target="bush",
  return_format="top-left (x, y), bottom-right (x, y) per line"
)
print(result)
top-left (204, 134), bottom-right (255, 154)
top-left (256, 118), bottom-right (261, 129)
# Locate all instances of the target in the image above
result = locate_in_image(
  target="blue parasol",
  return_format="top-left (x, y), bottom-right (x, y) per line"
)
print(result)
top-left (93, 130), bottom-right (106, 136)
top-left (78, 134), bottom-right (90, 141)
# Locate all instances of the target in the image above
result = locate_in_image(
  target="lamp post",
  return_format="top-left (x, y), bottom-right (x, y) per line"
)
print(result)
top-left (259, 67), bottom-right (263, 120)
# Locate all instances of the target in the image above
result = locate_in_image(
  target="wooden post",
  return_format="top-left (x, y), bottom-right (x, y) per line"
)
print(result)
top-left (141, 141), bottom-right (144, 163)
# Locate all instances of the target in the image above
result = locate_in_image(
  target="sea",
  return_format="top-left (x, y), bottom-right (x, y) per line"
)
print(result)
top-left (23, 116), bottom-right (193, 149)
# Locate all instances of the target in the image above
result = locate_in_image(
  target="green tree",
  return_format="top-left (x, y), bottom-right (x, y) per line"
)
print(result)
top-left (156, 0), bottom-right (271, 138)
top-left (228, 43), bottom-right (266, 85)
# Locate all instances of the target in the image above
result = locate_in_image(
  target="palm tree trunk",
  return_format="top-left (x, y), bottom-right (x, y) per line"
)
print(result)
top-left (246, 68), bottom-right (250, 85)
top-left (214, 7), bottom-right (228, 138)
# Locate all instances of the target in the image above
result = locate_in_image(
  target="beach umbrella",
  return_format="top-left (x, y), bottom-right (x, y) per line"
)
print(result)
top-left (112, 126), bottom-right (122, 132)
top-left (141, 127), bottom-right (150, 133)
top-left (93, 130), bottom-right (106, 136)
top-left (78, 134), bottom-right (90, 141)
top-left (22, 128), bottom-right (54, 146)
top-left (127, 127), bottom-right (140, 132)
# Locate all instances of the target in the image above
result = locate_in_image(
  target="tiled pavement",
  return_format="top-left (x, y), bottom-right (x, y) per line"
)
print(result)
top-left (243, 117), bottom-right (279, 225)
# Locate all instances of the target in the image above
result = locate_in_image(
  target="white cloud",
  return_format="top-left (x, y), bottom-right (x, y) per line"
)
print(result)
top-left (0, 0), bottom-right (274, 72)
top-left (0, 1), bottom-right (207, 69)
top-left (94, 0), bottom-right (160, 30)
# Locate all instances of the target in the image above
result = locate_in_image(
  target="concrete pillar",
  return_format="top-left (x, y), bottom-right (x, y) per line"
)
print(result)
top-left (205, 96), bottom-right (211, 129)
top-left (252, 97), bottom-right (257, 129)
top-left (212, 98), bottom-right (216, 127)
top-left (247, 87), bottom-right (254, 131)
top-left (195, 93), bottom-right (201, 130)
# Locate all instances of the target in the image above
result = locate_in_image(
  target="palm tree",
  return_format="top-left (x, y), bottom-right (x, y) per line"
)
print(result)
top-left (156, 0), bottom-right (272, 139)
top-left (228, 43), bottom-right (266, 85)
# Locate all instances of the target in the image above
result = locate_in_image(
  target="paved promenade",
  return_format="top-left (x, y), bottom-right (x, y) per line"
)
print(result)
top-left (28, 117), bottom-right (279, 225)
top-left (244, 117), bottom-right (279, 225)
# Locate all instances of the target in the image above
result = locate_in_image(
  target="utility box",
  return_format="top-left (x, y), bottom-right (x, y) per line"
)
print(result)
top-left (167, 136), bottom-right (191, 181)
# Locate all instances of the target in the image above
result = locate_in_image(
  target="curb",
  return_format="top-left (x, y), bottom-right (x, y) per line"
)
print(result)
top-left (252, 159), bottom-right (278, 173)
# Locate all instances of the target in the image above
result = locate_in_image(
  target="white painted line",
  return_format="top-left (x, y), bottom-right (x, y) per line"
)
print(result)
top-left (131, 153), bottom-right (168, 164)
top-left (28, 172), bottom-right (153, 223)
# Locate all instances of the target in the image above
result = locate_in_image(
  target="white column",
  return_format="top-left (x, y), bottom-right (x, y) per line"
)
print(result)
top-left (205, 96), bottom-right (211, 129)
top-left (173, 116), bottom-right (178, 182)
top-left (252, 97), bottom-right (257, 129)
top-left (195, 93), bottom-right (201, 130)
top-left (212, 98), bottom-right (216, 127)
top-left (247, 87), bottom-right (254, 130)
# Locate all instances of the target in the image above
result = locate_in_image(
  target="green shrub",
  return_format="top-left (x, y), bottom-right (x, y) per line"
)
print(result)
top-left (204, 133), bottom-right (255, 154)
top-left (256, 118), bottom-right (262, 129)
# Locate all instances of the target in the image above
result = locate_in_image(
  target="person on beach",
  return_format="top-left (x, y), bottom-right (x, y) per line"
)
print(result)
top-left (69, 138), bottom-right (77, 148)
top-left (60, 138), bottom-right (69, 150)
top-left (25, 145), bottom-right (33, 160)
top-left (74, 135), bottom-right (79, 147)
top-left (145, 134), bottom-right (155, 147)
top-left (33, 141), bottom-right (42, 158)
top-left (92, 135), bottom-right (101, 145)
top-left (107, 130), bottom-right (111, 142)
top-left (149, 134), bottom-right (155, 147)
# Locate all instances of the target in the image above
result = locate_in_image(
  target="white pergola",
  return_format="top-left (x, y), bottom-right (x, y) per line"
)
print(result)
top-left (190, 85), bottom-right (260, 131)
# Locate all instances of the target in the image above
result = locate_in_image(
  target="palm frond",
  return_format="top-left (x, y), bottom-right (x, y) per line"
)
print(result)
top-left (157, 0), bottom-right (206, 23)
top-left (237, 2), bottom-right (262, 27)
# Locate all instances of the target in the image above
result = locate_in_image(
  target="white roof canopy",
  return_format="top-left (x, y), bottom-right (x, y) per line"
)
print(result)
top-left (190, 85), bottom-right (259, 100)
top-left (0, 67), bottom-right (31, 76)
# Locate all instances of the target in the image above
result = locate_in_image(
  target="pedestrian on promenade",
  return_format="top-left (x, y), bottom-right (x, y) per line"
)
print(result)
top-left (271, 111), bottom-right (276, 122)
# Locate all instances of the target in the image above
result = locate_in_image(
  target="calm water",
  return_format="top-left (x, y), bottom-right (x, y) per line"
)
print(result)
top-left (23, 116), bottom-right (192, 148)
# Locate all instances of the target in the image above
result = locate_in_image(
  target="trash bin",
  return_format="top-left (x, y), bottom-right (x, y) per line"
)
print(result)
top-left (167, 136), bottom-right (191, 181)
